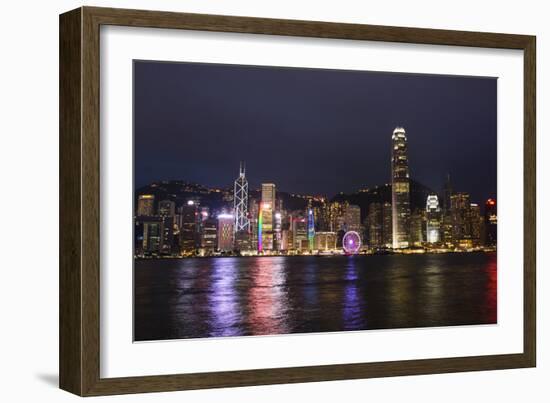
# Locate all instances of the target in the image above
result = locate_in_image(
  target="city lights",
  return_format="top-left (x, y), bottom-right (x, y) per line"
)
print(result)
top-left (134, 127), bottom-right (496, 259)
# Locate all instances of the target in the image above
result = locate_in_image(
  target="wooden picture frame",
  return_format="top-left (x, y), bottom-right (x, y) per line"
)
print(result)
top-left (59, 6), bottom-right (536, 396)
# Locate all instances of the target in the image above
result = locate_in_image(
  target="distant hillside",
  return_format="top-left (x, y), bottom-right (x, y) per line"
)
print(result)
top-left (331, 180), bottom-right (437, 222)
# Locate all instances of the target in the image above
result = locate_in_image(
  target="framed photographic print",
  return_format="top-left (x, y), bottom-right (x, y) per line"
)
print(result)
top-left (59, 6), bottom-right (536, 396)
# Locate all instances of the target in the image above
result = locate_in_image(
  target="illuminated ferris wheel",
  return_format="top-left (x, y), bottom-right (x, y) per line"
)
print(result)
top-left (342, 231), bottom-right (361, 255)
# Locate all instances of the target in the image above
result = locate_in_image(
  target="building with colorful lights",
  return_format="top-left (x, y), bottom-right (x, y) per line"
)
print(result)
top-left (259, 183), bottom-right (276, 251)
top-left (307, 208), bottom-right (315, 250)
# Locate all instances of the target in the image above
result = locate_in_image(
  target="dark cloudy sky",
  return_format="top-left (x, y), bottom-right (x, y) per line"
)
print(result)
top-left (134, 60), bottom-right (497, 204)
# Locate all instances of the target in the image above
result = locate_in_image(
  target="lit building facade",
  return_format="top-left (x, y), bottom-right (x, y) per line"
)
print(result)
top-left (217, 214), bottom-right (235, 252)
top-left (314, 232), bottom-right (337, 251)
top-left (382, 201), bottom-right (393, 248)
top-left (451, 192), bottom-right (471, 247)
top-left (178, 200), bottom-right (198, 254)
top-left (485, 198), bottom-right (497, 246)
top-left (409, 210), bottom-right (425, 246)
top-left (200, 218), bottom-right (217, 254)
top-left (157, 199), bottom-right (175, 217)
top-left (291, 216), bottom-right (308, 251)
top-left (426, 194), bottom-right (441, 244)
top-left (259, 183), bottom-right (276, 251)
top-left (137, 194), bottom-right (155, 216)
top-left (343, 204), bottom-right (361, 233)
top-left (391, 127), bottom-right (411, 248)
top-left (469, 203), bottom-right (483, 247)
top-left (368, 202), bottom-right (383, 248)
top-left (142, 220), bottom-right (161, 253)
top-left (307, 208), bottom-right (315, 250)
top-left (274, 212), bottom-right (283, 251)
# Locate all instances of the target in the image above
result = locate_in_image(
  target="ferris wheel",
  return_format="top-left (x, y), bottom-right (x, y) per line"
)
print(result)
top-left (342, 231), bottom-right (361, 254)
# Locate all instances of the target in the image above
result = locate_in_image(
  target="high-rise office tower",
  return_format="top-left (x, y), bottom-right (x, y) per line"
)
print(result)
top-left (450, 192), bottom-right (471, 247)
top-left (382, 201), bottom-right (393, 248)
top-left (484, 198), bottom-right (497, 247)
top-left (200, 218), bottom-right (217, 254)
top-left (291, 216), bottom-right (308, 251)
top-left (158, 200), bottom-right (175, 217)
top-left (274, 212), bottom-right (283, 251)
top-left (178, 200), bottom-right (198, 254)
top-left (259, 183), bottom-right (276, 251)
top-left (343, 204), bottom-right (362, 233)
top-left (307, 208), bottom-right (315, 250)
top-left (409, 210), bottom-right (425, 246)
top-left (329, 201), bottom-right (347, 232)
top-left (137, 194), bottom-right (155, 216)
top-left (249, 198), bottom-right (259, 248)
top-left (261, 183), bottom-right (276, 207)
top-left (426, 194), bottom-right (441, 244)
top-left (142, 218), bottom-right (162, 254)
top-left (233, 161), bottom-right (250, 233)
top-left (368, 202), bottom-right (383, 248)
top-left (391, 127), bottom-right (411, 248)
top-left (469, 203), bottom-right (482, 247)
top-left (217, 213), bottom-right (235, 252)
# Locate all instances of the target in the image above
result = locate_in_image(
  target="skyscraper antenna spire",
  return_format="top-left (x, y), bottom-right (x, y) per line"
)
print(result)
top-left (239, 160), bottom-right (246, 177)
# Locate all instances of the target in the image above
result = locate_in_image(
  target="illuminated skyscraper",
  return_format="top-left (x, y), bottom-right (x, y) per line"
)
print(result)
top-left (137, 194), bottom-right (155, 216)
top-left (200, 218), bottom-right (217, 255)
top-left (259, 183), bottom-right (276, 251)
top-left (382, 201), bottom-right (393, 248)
top-left (409, 210), bottom-right (425, 246)
top-left (261, 183), bottom-right (276, 206)
top-left (217, 213), bottom-right (235, 252)
top-left (158, 200), bottom-right (175, 217)
top-left (307, 208), bottom-right (315, 250)
top-left (274, 212), bottom-right (283, 251)
top-left (484, 198), bottom-right (497, 247)
top-left (469, 203), bottom-right (483, 247)
top-left (368, 202), bottom-right (383, 248)
top-left (426, 194), bottom-right (441, 244)
top-left (451, 192), bottom-right (472, 248)
top-left (291, 216), bottom-right (308, 251)
top-left (343, 204), bottom-right (361, 233)
top-left (178, 200), bottom-right (198, 254)
top-left (391, 127), bottom-right (411, 249)
top-left (233, 161), bottom-right (250, 232)
top-left (142, 219), bottom-right (162, 254)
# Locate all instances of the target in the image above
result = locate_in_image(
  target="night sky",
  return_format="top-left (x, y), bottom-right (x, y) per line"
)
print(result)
top-left (134, 61), bottom-right (497, 203)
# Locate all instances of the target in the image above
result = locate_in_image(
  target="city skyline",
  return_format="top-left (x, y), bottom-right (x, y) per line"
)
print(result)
top-left (134, 124), bottom-right (497, 258)
top-left (134, 61), bottom-right (497, 203)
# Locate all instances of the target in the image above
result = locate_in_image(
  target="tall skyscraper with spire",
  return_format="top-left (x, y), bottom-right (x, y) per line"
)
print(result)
top-left (391, 127), bottom-right (411, 249)
top-left (233, 161), bottom-right (249, 233)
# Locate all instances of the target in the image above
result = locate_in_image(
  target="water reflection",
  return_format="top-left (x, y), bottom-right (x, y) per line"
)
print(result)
top-left (134, 253), bottom-right (498, 341)
top-left (342, 257), bottom-right (366, 330)
top-left (208, 258), bottom-right (241, 337)
top-left (248, 257), bottom-right (289, 336)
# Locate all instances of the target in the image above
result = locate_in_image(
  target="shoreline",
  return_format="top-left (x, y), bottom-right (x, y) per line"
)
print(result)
top-left (135, 249), bottom-right (497, 261)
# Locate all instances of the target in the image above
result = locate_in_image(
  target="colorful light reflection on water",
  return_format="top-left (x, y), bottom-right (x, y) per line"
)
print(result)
top-left (134, 253), bottom-right (497, 341)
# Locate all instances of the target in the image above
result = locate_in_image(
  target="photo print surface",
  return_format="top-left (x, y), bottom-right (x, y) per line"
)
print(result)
top-left (133, 60), bottom-right (497, 342)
